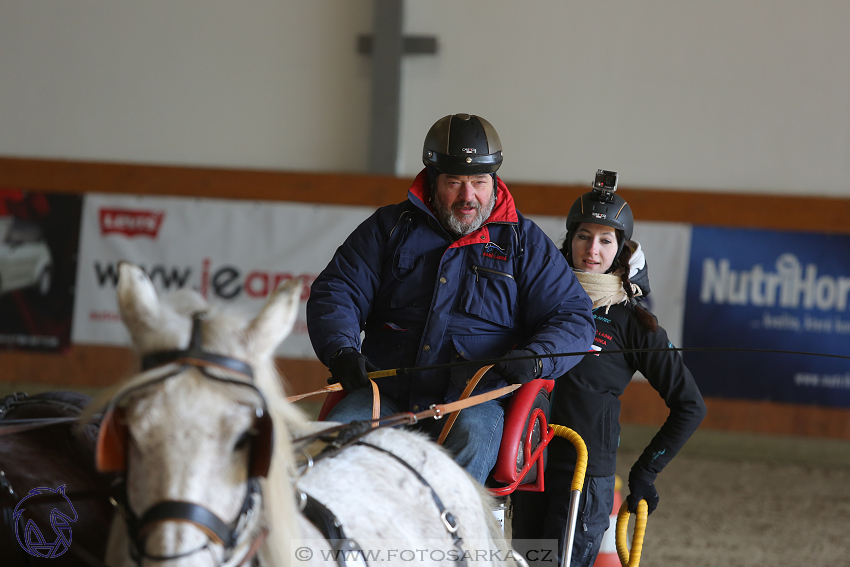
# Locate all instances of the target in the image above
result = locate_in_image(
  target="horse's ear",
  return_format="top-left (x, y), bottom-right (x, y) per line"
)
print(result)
top-left (117, 262), bottom-right (163, 341)
top-left (245, 278), bottom-right (303, 358)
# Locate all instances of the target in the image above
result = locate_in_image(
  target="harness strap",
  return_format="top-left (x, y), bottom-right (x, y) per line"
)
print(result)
top-left (437, 365), bottom-right (494, 445)
top-left (114, 477), bottom-right (261, 562)
top-left (140, 353), bottom-right (254, 379)
top-left (0, 417), bottom-right (80, 435)
top-left (301, 493), bottom-right (368, 567)
top-left (421, 383), bottom-right (519, 422)
top-left (370, 380), bottom-right (380, 422)
top-left (0, 393), bottom-right (86, 416)
top-left (136, 501), bottom-right (235, 546)
top-left (0, 392), bottom-right (90, 435)
top-left (233, 526), bottom-right (268, 567)
top-left (356, 441), bottom-right (468, 567)
top-left (291, 384), bottom-right (519, 452)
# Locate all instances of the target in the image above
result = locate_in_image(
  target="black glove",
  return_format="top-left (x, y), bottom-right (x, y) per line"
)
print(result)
top-left (327, 348), bottom-right (379, 392)
top-left (491, 349), bottom-right (542, 385)
top-left (626, 475), bottom-right (659, 515)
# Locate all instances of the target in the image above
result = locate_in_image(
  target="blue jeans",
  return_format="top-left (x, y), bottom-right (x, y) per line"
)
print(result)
top-left (326, 388), bottom-right (505, 485)
top-left (512, 472), bottom-right (615, 567)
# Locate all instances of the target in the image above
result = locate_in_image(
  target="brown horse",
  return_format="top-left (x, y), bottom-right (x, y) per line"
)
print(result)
top-left (0, 390), bottom-right (114, 566)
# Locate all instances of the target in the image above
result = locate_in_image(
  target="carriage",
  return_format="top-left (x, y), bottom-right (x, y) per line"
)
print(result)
top-left (0, 264), bottom-right (645, 567)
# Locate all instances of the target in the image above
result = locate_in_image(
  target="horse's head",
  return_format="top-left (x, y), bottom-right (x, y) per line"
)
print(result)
top-left (98, 262), bottom-right (304, 567)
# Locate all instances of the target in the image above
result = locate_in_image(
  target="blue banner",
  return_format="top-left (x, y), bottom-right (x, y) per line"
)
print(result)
top-left (682, 226), bottom-right (850, 408)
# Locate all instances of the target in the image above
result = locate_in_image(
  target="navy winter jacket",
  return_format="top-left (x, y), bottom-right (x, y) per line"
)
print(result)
top-left (307, 169), bottom-right (595, 411)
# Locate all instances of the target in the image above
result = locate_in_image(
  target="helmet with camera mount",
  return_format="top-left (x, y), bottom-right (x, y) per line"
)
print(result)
top-left (565, 170), bottom-right (633, 260)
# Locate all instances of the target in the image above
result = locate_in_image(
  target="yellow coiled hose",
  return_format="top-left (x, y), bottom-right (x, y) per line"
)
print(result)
top-left (548, 424), bottom-right (588, 492)
top-left (548, 425), bottom-right (587, 567)
top-left (616, 498), bottom-right (648, 567)
top-left (549, 424), bottom-right (647, 567)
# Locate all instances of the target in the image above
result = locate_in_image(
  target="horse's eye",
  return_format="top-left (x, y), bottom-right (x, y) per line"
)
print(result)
top-left (234, 431), bottom-right (252, 451)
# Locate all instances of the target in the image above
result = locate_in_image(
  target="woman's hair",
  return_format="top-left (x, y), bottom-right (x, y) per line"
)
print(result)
top-left (562, 223), bottom-right (658, 333)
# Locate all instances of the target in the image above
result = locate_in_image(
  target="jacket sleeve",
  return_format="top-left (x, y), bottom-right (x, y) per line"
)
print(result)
top-left (628, 318), bottom-right (708, 484)
top-left (306, 208), bottom-right (390, 366)
top-left (515, 219), bottom-right (596, 378)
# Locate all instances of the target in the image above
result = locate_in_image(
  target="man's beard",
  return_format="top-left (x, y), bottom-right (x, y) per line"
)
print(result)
top-left (435, 190), bottom-right (497, 238)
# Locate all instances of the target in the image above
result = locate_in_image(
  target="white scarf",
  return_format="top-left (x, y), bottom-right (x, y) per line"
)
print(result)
top-left (575, 270), bottom-right (642, 313)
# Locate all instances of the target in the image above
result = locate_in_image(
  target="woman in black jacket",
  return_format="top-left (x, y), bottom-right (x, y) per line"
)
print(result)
top-left (511, 181), bottom-right (707, 567)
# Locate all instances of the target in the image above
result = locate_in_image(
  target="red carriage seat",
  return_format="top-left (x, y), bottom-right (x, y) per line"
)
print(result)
top-left (489, 379), bottom-right (553, 495)
top-left (317, 389), bottom-right (346, 421)
top-left (316, 379), bottom-right (554, 495)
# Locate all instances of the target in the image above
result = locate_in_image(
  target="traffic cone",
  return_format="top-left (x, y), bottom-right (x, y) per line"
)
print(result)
top-left (592, 475), bottom-right (623, 567)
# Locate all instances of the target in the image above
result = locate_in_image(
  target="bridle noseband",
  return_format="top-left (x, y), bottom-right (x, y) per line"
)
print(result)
top-left (98, 313), bottom-right (272, 566)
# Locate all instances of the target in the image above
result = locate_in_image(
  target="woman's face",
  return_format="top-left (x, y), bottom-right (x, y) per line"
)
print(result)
top-left (570, 223), bottom-right (618, 273)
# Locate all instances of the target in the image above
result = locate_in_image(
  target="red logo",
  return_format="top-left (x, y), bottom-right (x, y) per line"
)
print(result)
top-left (99, 209), bottom-right (165, 238)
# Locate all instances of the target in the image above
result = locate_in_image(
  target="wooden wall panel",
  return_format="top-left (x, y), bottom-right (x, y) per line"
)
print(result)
top-left (4, 157), bottom-right (850, 231)
top-left (2, 157), bottom-right (849, 439)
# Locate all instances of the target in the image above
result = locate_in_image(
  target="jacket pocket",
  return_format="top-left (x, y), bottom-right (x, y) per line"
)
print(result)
top-left (388, 247), bottom-right (426, 309)
top-left (458, 264), bottom-right (516, 327)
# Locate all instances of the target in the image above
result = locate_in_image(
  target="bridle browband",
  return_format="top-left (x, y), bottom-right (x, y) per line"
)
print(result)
top-left (105, 312), bottom-right (269, 567)
top-left (139, 313), bottom-right (255, 379)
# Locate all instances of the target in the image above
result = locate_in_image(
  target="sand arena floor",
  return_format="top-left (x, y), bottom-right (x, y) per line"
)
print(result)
top-left (507, 425), bottom-right (850, 567)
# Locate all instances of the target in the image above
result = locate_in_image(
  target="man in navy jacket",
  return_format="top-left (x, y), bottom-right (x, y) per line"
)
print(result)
top-left (307, 114), bottom-right (594, 484)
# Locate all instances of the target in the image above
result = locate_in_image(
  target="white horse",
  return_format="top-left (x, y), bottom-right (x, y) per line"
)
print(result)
top-left (90, 263), bottom-right (519, 567)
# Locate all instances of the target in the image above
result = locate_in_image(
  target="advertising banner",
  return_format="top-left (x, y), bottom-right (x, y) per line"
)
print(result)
top-left (0, 190), bottom-right (82, 352)
top-left (72, 194), bottom-right (695, 366)
top-left (682, 226), bottom-right (850, 408)
top-left (72, 194), bottom-right (376, 359)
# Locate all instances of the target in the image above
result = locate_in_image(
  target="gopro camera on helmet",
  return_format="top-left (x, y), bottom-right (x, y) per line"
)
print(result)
top-left (592, 169), bottom-right (618, 201)
top-left (565, 168), bottom-right (634, 242)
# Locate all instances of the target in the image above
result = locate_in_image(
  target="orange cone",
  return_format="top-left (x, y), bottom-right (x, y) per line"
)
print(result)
top-left (592, 475), bottom-right (623, 567)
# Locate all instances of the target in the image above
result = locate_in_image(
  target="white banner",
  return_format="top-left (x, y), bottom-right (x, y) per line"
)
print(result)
top-left (71, 194), bottom-right (376, 358)
top-left (71, 194), bottom-right (691, 360)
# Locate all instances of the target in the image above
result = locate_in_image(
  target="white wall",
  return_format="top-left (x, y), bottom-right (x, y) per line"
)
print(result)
top-left (0, 1), bottom-right (373, 171)
top-left (2, 1), bottom-right (849, 196)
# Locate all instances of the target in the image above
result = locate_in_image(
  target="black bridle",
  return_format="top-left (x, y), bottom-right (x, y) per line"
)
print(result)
top-left (107, 313), bottom-right (270, 567)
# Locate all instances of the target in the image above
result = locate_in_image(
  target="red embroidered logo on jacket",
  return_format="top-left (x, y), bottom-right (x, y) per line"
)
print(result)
top-left (482, 242), bottom-right (509, 261)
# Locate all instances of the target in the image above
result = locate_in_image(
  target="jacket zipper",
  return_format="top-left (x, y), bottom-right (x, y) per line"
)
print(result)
top-left (472, 265), bottom-right (515, 282)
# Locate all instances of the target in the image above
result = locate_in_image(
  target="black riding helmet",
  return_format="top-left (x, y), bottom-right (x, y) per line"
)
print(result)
top-left (565, 172), bottom-right (634, 265)
top-left (422, 114), bottom-right (503, 175)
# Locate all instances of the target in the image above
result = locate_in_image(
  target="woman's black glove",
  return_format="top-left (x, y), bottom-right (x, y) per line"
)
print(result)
top-left (626, 475), bottom-right (660, 514)
top-left (327, 348), bottom-right (379, 392)
top-left (491, 349), bottom-right (542, 384)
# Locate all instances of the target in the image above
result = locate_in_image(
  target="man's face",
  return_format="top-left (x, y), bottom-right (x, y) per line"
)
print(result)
top-left (432, 174), bottom-right (496, 236)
